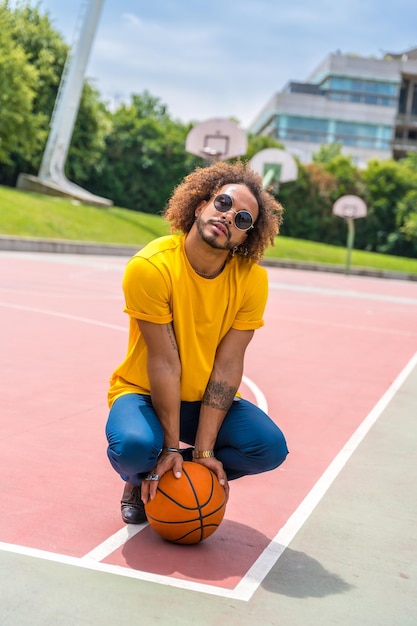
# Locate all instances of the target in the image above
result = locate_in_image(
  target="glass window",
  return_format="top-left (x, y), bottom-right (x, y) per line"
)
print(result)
top-left (335, 121), bottom-right (391, 139)
top-left (285, 116), bottom-right (328, 132)
top-left (412, 84), bottom-right (417, 116)
top-left (398, 80), bottom-right (409, 114)
top-left (379, 97), bottom-right (395, 106)
top-left (327, 76), bottom-right (397, 97)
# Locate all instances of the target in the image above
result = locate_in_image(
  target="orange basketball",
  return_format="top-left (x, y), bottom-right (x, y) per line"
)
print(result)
top-left (145, 462), bottom-right (226, 544)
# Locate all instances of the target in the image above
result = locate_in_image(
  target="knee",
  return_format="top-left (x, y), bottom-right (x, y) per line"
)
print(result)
top-left (262, 428), bottom-right (289, 471)
top-left (107, 430), bottom-right (159, 474)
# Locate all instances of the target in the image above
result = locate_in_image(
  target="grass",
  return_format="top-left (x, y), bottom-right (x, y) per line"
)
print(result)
top-left (1, 185), bottom-right (417, 276)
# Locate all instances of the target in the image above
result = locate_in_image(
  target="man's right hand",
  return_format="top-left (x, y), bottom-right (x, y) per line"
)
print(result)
top-left (141, 450), bottom-right (183, 504)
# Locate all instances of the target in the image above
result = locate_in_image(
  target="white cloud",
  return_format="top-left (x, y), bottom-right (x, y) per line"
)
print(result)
top-left (27, 0), bottom-right (417, 127)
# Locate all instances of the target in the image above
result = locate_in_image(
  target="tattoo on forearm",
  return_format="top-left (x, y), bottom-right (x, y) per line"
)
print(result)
top-left (202, 381), bottom-right (237, 411)
top-left (166, 325), bottom-right (178, 352)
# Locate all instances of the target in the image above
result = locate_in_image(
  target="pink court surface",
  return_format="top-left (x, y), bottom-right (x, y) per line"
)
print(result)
top-left (1, 251), bottom-right (417, 622)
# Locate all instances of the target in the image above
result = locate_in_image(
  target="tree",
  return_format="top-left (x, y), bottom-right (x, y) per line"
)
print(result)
top-left (0, 1), bottom-right (108, 189)
top-left (87, 92), bottom-right (202, 212)
top-left (244, 134), bottom-right (285, 162)
top-left (312, 143), bottom-right (343, 165)
top-left (0, 1), bottom-right (68, 183)
top-left (278, 162), bottom-right (347, 244)
top-left (66, 83), bottom-right (110, 188)
top-left (399, 151), bottom-right (417, 173)
top-left (396, 190), bottom-right (417, 256)
top-left (0, 3), bottom-right (43, 165)
top-left (361, 159), bottom-right (417, 253)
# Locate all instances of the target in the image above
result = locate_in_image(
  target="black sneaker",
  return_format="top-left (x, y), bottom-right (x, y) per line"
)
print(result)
top-left (120, 483), bottom-right (147, 524)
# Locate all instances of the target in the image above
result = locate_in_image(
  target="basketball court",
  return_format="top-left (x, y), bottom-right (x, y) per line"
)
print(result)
top-left (1, 250), bottom-right (416, 625)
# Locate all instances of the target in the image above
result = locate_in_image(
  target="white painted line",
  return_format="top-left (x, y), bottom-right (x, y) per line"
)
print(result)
top-left (0, 302), bottom-right (126, 331)
top-left (0, 540), bottom-right (241, 599)
top-left (270, 281), bottom-right (417, 306)
top-left (2, 351), bottom-right (415, 600)
top-left (82, 524), bottom-right (146, 561)
top-left (233, 349), bottom-right (417, 600)
top-left (2, 253), bottom-right (416, 600)
top-left (242, 374), bottom-right (268, 413)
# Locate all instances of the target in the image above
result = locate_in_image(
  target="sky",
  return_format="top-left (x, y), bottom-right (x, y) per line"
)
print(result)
top-left (28, 0), bottom-right (417, 129)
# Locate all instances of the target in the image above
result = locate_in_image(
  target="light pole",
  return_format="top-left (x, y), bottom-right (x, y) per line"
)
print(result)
top-left (17, 0), bottom-right (112, 206)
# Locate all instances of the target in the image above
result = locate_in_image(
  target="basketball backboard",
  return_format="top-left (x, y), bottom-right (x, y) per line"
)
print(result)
top-left (333, 195), bottom-right (367, 219)
top-left (250, 148), bottom-right (298, 187)
top-left (186, 118), bottom-right (247, 160)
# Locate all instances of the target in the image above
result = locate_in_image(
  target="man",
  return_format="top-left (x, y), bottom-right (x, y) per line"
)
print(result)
top-left (106, 160), bottom-right (288, 524)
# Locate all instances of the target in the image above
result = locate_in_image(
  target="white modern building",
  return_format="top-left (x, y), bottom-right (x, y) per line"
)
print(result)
top-left (248, 48), bottom-right (417, 166)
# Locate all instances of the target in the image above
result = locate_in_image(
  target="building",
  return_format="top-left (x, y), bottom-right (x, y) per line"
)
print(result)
top-left (248, 48), bottom-right (417, 166)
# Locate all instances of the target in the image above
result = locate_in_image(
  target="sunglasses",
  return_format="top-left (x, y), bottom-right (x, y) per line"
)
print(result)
top-left (213, 194), bottom-right (255, 231)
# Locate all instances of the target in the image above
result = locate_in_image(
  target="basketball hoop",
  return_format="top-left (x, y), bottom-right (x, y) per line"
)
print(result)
top-left (186, 118), bottom-right (247, 161)
top-left (333, 195), bottom-right (367, 220)
top-left (332, 195), bottom-right (368, 275)
top-left (250, 149), bottom-right (298, 189)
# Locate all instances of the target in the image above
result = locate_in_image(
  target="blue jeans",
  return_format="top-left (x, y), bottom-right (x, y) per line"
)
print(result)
top-left (106, 393), bottom-right (288, 485)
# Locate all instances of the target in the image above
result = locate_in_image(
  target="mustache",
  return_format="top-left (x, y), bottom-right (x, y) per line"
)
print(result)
top-left (208, 218), bottom-right (231, 237)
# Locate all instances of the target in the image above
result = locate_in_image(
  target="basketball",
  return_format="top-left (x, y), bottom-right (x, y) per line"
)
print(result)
top-left (144, 462), bottom-right (226, 544)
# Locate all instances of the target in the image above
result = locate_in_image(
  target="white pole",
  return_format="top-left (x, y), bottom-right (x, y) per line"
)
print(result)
top-left (39, 0), bottom-right (104, 184)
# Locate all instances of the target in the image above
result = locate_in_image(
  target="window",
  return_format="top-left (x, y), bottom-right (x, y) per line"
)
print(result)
top-left (398, 80), bottom-right (409, 114)
top-left (326, 76), bottom-right (397, 97)
top-left (412, 84), bottom-right (417, 116)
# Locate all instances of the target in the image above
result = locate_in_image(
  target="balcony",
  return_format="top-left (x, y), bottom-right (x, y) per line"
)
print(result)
top-left (395, 113), bottom-right (417, 128)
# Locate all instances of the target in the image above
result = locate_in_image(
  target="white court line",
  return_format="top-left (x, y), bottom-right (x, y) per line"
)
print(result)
top-left (233, 348), bottom-right (417, 600)
top-left (270, 281), bottom-right (417, 305)
top-left (242, 374), bottom-right (268, 413)
top-left (0, 353), bottom-right (417, 601)
top-left (0, 302), bottom-right (125, 331)
top-left (1, 351), bottom-right (416, 600)
top-left (82, 523), bottom-right (147, 561)
top-left (0, 540), bottom-right (242, 599)
top-left (79, 374), bottom-right (268, 564)
top-left (0, 301), bottom-right (270, 417)
top-left (1, 275), bottom-right (417, 599)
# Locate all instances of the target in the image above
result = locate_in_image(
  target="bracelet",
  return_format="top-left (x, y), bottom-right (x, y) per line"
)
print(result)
top-left (164, 447), bottom-right (183, 454)
top-left (192, 449), bottom-right (215, 459)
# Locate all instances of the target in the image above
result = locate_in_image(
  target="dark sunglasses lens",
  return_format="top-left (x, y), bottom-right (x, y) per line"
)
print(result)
top-left (214, 194), bottom-right (232, 212)
top-left (234, 211), bottom-right (253, 231)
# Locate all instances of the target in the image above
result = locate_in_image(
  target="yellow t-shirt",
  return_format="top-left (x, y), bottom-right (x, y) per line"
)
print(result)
top-left (108, 234), bottom-right (268, 405)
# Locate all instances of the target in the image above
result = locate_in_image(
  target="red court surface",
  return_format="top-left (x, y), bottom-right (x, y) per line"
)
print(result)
top-left (1, 251), bottom-right (417, 600)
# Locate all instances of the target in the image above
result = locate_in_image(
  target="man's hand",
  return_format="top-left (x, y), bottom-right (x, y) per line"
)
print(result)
top-left (193, 457), bottom-right (230, 502)
top-left (141, 450), bottom-right (183, 504)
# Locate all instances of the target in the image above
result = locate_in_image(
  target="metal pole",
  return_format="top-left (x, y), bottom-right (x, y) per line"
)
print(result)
top-left (262, 168), bottom-right (275, 189)
top-left (39, 0), bottom-right (104, 183)
top-left (345, 217), bottom-right (355, 275)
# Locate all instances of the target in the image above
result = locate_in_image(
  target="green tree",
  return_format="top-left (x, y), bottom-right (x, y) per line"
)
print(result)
top-left (312, 143), bottom-right (343, 165)
top-left (278, 146), bottom-right (366, 245)
top-left (277, 162), bottom-right (346, 244)
top-left (0, 1), bottom-right (108, 189)
top-left (323, 155), bottom-right (364, 199)
top-left (66, 83), bottom-right (110, 188)
top-left (399, 151), bottom-right (417, 173)
top-left (396, 189), bottom-right (417, 255)
top-left (244, 134), bottom-right (285, 162)
top-left (361, 159), bottom-right (417, 253)
top-left (87, 92), bottom-right (201, 212)
top-left (0, 3), bottom-right (43, 164)
top-left (0, 1), bottom-right (68, 183)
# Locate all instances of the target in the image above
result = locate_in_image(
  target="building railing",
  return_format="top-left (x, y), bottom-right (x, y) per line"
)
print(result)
top-left (391, 137), bottom-right (417, 149)
top-left (395, 113), bottom-right (417, 127)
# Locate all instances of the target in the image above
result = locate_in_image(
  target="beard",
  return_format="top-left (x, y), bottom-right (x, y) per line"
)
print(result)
top-left (195, 215), bottom-right (235, 251)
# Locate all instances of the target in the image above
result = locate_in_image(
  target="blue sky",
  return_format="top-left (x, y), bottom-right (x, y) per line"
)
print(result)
top-left (30, 0), bottom-right (417, 128)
